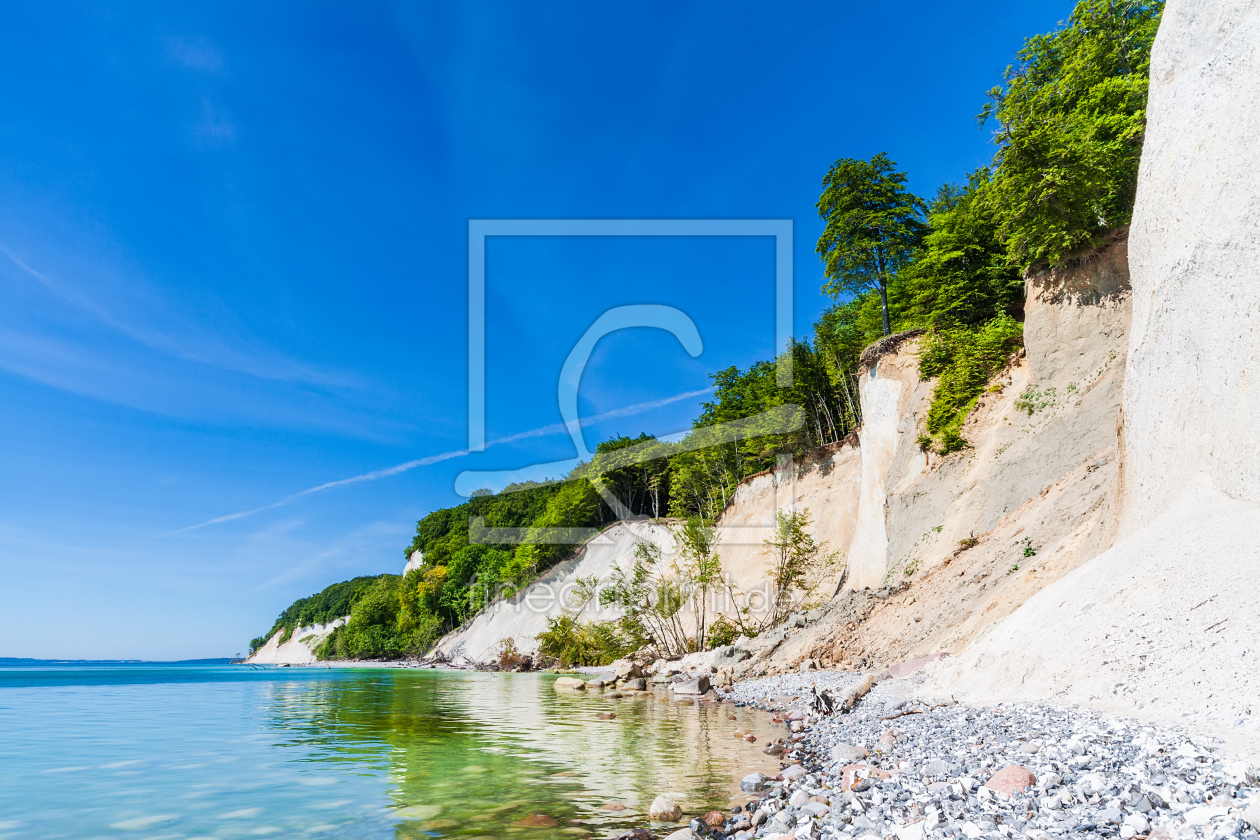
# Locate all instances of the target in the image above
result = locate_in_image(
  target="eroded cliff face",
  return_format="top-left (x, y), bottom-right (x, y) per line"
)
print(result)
top-left (246, 617), bottom-right (344, 665)
top-left (1122, 0), bottom-right (1260, 530)
top-left (721, 239), bottom-right (1132, 677)
top-left (928, 0), bottom-right (1260, 758)
top-left (431, 231), bottom-right (1136, 668)
top-left (429, 448), bottom-right (862, 665)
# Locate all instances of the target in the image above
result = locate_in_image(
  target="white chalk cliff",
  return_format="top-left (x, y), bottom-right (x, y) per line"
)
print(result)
top-left (930, 0), bottom-right (1260, 758)
top-left (425, 0), bottom-right (1260, 761)
top-left (246, 618), bottom-right (344, 665)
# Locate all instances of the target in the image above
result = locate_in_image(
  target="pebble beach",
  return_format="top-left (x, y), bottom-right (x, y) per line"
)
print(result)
top-left (601, 667), bottom-right (1260, 840)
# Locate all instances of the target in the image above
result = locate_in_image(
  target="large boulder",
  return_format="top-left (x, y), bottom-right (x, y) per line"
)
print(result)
top-left (613, 659), bottom-right (644, 680)
top-left (648, 796), bottom-right (682, 821)
top-left (670, 675), bottom-right (710, 695)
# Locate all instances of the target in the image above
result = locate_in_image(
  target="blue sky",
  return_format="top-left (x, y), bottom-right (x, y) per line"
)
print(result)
top-left (0, 1), bottom-right (1071, 659)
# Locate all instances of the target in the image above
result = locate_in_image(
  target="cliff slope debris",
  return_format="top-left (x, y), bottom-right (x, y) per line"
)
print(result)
top-left (929, 0), bottom-right (1260, 761)
top-left (717, 670), bottom-right (1260, 840)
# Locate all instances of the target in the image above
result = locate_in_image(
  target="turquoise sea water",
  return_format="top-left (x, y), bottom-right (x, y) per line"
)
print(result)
top-left (0, 665), bottom-right (779, 839)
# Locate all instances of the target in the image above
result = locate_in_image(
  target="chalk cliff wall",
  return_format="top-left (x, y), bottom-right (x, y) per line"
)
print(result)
top-left (1121, 0), bottom-right (1260, 530)
top-left (246, 618), bottom-right (344, 665)
top-left (928, 0), bottom-right (1260, 758)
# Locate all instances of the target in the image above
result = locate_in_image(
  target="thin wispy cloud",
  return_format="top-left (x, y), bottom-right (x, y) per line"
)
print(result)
top-left (166, 38), bottom-right (224, 73)
top-left (176, 387), bottom-right (712, 533)
top-left (0, 243), bottom-right (350, 389)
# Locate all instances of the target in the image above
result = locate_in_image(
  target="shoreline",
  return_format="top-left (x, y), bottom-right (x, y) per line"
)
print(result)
top-left (237, 657), bottom-right (1260, 839)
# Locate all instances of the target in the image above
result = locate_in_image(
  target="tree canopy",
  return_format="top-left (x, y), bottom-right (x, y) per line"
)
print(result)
top-left (816, 153), bottom-right (927, 335)
top-left (981, 0), bottom-right (1163, 268)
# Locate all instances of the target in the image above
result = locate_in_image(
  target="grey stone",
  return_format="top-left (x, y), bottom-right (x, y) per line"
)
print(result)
top-left (622, 677), bottom-right (647, 691)
top-left (781, 764), bottom-right (807, 782)
top-left (922, 759), bottom-right (951, 777)
top-left (831, 743), bottom-right (869, 763)
top-left (711, 645), bottom-right (751, 668)
top-left (660, 829), bottom-right (696, 840)
top-left (671, 675), bottom-right (710, 695)
top-left (1097, 807), bottom-right (1123, 825)
top-left (740, 772), bottom-right (768, 792)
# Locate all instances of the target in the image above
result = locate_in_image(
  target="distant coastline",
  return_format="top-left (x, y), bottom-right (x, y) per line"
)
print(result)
top-left (0, 658), bottom-right (234, 667)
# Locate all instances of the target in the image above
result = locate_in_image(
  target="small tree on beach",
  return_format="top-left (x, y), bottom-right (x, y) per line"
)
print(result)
top-left (677, 517), bottom-right (721, 651)
top-left (759, 508), bottom-right (838, 628)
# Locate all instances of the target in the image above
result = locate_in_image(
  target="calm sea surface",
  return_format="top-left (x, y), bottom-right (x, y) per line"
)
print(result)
top-left (0, 664), bottom-right (780, 839)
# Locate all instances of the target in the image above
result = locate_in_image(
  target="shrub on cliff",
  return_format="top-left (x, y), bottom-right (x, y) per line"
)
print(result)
top-left (982, 0), bottom-right (1163, 269)
top-left (917, 314), bottom-right (1025, 453)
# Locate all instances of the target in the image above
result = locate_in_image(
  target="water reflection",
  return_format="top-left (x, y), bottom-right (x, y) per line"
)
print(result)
top-left (262, 671), bottom-right (781, 838)
top-left (0, 666), bottom-right (779, 839)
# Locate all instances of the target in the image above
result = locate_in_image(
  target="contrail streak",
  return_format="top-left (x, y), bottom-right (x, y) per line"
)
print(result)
top-left (175, 387), bottom-right (712, 533)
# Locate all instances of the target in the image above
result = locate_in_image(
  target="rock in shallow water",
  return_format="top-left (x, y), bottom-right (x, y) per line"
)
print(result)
top-left (671, 675), bottom-right (710, 695)
top-left (648, 795), bottom-right (682, 821)
top-left (610, 830), bottom-right (650, 840)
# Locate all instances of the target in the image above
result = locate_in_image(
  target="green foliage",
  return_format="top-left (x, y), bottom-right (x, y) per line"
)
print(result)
top-left (760, 508), bottom-right (838, 628)
top-left (252, 575), bottom-right (393, 653)
top-left (981, 0), bottom-right (1163, 268)
top-left (668, 340), bottom-right (860, 519)
top-left (600, 539), bottom-right (691, 659)
top-left (704, 614), bottom-right (740, 649)
top-left (816, 153), bottom-right (928, 335)
top-left (316, 575), bottom-right (411, 660)
top-left (677, 517), bottom-right (721, 651)
top-left (535, 615), bottom-right (641, 668)
top-left (1014, 384), bottom-right (1057, 416)
top-left (899, 175), bottom-right (1023, 327)
top-left (917, 314), bottom-right (1024, 452)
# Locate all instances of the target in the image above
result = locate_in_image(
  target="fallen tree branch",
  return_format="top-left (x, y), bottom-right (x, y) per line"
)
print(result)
top-left (880, 708), bottom-right (925, 721)
top-left (838, 674), bottom-right (876, 713)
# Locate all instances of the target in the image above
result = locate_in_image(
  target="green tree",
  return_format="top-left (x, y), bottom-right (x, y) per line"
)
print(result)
top-left (901, 173), bottom-right (1023, 327)
top-left (981, 0), bottom-right (1163, 268)
top-left (816, 153), bottom-right (927, 336)
top-left (599, 539), bottom-right (690, 658)
top-left (759, 508), bottom-right (836, 628)
top-left (677, 517), bottom-right (721, 651)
